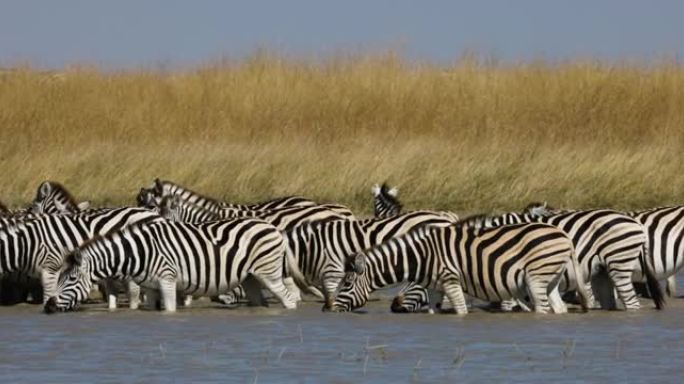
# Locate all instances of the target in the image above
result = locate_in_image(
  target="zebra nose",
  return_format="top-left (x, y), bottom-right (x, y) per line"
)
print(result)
top-left (44, 297), bottom-right (58, 314)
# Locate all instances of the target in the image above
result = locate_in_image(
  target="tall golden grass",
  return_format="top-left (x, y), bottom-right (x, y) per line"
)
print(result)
top-left (1, 53), bottom-right (683, 215)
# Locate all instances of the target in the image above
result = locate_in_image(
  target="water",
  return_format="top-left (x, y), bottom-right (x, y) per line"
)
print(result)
top-left (0, 290), bottom-right (682, 383)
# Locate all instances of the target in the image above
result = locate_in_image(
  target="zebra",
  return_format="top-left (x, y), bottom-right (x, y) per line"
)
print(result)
top-left (139, 179), bottom-right (317, 212)
top-left (0, 201), bottom-right (9, 217)
top-left (44, 218), bottom-right (305, 313)
top-left (371, 183), bottom-right (401, 219)
top-left (157, 193), bottom-right (354, 228)
top-left (393, 204), bottom-right (667, 312)
top-left (484, 203), bottom-right (665, 310)
top-left (0, 207), bottom-right (161, 308)
top-left (30, 181), bottom-right (90, 214)
top-left (370, 183), bottom-right (447, 313)
top-left (626, 206), bottom-right (684, 298)
top-left (328, 219), bottom-right (590, 314)
top-left (156, 194), bottom-right (349, 304)
top-left (284, 210), bottom-right (460, 308)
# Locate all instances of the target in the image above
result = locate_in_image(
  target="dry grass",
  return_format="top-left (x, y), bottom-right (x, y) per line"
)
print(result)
top-left (1, 53), bottom-right (683, 215)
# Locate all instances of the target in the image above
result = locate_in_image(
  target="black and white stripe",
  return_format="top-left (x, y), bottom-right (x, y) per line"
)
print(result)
top-left (30, 181), bottom-right (90, 215)
top-left (0, 207), bottom-right (161, 307)
top-left (371, 183), bottom-right (402, 219)
top-left (492, 204), bottom-right (665, 310)
top-left (626, 206), bottom-right (684, 297)
top-left (157, 194), bottom-right (354, 229)
top-left (139, 179), bottom-right (317, 211)
top-left (284, 210), bottom-right (460, 307)
top-left (157, 195), bottom-right (351, 304)
top-left (45, 218), bottom-right (303, 313)
top-left (329, 220), bottom-right (589, 314)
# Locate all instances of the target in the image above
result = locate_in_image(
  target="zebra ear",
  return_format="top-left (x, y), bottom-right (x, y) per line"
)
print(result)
top-left (387, 187), bottom-right (399, 197)
top-left (77, 201), bottom-right (90, 211)
top-left (37, 181), bottom-right (52, 199)
top-left (371, 184), bottom-right (381, 196)
top-left (153, 178), bottom-right (163, 194)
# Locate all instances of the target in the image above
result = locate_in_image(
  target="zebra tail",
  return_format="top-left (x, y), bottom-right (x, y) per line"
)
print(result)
top-left (643, 244), bottom-right (666, 310)
top-left (284, 242), bottom-right (324, 299)
top-left (570, 248), bottom-right (590, 312)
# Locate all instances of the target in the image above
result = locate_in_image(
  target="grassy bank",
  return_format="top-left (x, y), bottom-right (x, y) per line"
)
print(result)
top-left (1, 54), bottom-right (683, 215)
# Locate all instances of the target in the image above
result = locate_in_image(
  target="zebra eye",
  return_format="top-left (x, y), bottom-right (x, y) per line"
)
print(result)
top-left (344, 273), bottom-right (356, 285)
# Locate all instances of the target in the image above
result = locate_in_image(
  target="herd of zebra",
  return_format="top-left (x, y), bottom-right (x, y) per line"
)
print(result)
top-left (0, 179), bottom-right (680, 316)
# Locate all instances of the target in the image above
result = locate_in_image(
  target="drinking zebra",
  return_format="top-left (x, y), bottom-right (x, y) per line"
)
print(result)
top-left (0, 207), bottom-right (161, 308)
top-left (138, 179), bottom-right (317, 211)
top-left (328, 219), bottom-right (590, 314)
top-left (44, 218), bottom-right (304, 313)
top-left (370, 183), bottom-right (448, 313)
top-left (284, 210), bottom-right (460, 308)
top-left (627, 206), bottom-right (684, 297)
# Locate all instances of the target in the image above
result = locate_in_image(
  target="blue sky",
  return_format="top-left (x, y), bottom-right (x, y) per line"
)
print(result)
top-left (1, 1), bottom-right (682, 68)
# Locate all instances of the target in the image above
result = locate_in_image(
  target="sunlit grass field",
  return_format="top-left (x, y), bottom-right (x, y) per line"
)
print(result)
top-left (1, 53), bottom-right (683, 214)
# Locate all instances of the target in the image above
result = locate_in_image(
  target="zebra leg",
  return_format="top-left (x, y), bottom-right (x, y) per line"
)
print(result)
top-left (591, 270), bottom-right (617, 310)
top-left (103, 279), bottom-right (118, 310)
top-left (41, 269), bottom-right (58, 303)
top-left (666, 276), bottom-right (677, 297)
top-left (548, 286), bottom-right (568, 314)
top-left (145, 289), bottom-right (161, 310)
top-left (242, 276), bottom-right (266, 307)
top-left (159, 279), bottom-right (177, 312)
top-left (283, 277), bottom-right (302, 302)
top-left (322, 273), bottom-right (345, 309)
top-left (441, 279), bottom-right (468, 315)
top-left (606, 265), bottom-right (640, 310)
top-left (525, 276), bottom-right (551, 314)
top-left (216, 285), bottom-right (246, 308)
top-left (251, 274), bottom-right (297, 309)
top-left (183, 295), bottom-right (193, 307)
top-left (127, 281), bottom-right (141, 310)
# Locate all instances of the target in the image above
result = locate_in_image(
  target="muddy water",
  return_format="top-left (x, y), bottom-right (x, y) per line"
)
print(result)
top-left (1, 288), bottom-right (683, 383)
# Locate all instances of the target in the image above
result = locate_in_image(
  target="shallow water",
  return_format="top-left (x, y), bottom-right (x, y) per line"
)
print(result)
top-left (1, 285), bottom-right (682, 383)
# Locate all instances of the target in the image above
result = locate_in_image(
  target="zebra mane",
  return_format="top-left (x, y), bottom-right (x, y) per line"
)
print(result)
top-left (523, 202), bottom-right (556, 217)
top-left (0, 200), bottom-right (8, 215)
top-left (37, 181), bottom-right (79, 209)
top-left (455, 214), bottom-right (502, 230)
top-left (153, 179), bottom-right (223, 205)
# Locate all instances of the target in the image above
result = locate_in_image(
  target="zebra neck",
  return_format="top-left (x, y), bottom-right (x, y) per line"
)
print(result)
top-left (87, 236), bottom-right (133, 281)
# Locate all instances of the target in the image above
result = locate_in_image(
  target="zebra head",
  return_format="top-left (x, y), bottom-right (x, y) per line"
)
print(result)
top-left (325, 253), bottom-right (371, 312)
top-left (44, 250), bottom-right (93, 314)
top-left (31, 181), bottom-right (89, 215)
top-left (371, 183), bottom-right (402, 219)
top-left (157, 195), bottom-right (183, 221)
top-left (136, 187), bottom-right (160, 208)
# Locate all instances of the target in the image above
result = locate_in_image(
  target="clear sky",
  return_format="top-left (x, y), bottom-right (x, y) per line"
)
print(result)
top-left (1, 1), bottom-right (682, 68)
